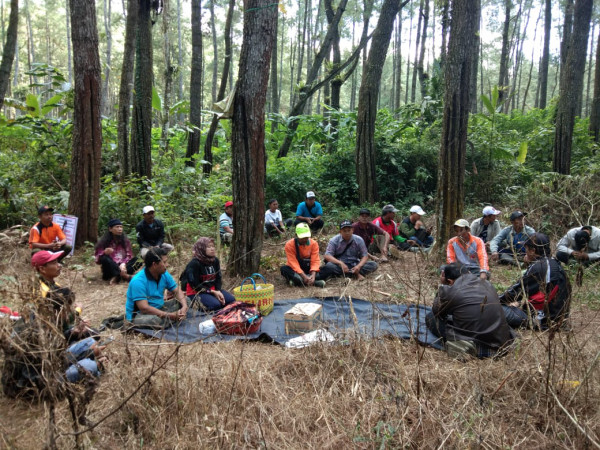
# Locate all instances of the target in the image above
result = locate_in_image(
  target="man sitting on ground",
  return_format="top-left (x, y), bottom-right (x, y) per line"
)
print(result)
top-left (352, 208), bottom-right (390, 262)
top-left (219, 201), bottom-right (234, 243)
top-left (136, 206), bottom-right (174, 258)
top-left (425, 263), bottom-right (514, 359)
top-left (399, 205), bottom-right (434, 248)
top-left (446, 219), bottom-right (489, 280)
top-left (470, 206), bottom-right (502, 250)
top-left (125, 248), bottom-right (188, 329)
top-left (29, 205), bottom-right (72, 257)
top-left (556, 225), bottom-right (600, 266)
top-left (490, 210), bottom-right (535, 266)
top-left (294, 191), bottom-right (324, 232)
top-left (372, 204), bottom-right (414, 258)
top-left (280, 223), bottom-right (326, 288)
top-left (2, 251), bottom-right (105, 398)
top-left (319, 220), bottom-right (378, 281)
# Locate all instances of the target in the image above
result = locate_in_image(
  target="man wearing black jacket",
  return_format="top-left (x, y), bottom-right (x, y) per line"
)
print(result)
top-left (426, 263), bottom-right (514, 358)
top-left (136, 206), bottom-right (174, 258)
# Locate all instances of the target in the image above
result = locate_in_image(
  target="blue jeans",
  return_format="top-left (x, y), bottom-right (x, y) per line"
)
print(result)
top-left (412, 235), bottom-right (434, 247)
top-left (65, 337), bottom-right (100, 382)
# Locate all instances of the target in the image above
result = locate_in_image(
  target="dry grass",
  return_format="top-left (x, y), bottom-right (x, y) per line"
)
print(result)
top-left (0, 232), bottom-right (599, 449)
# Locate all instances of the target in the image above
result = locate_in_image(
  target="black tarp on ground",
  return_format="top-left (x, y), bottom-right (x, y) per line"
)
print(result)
top-left (134, 297), bottom-right (444, 350)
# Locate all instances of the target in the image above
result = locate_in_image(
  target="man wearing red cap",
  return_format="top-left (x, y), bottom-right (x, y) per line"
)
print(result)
top-left (219, 201), bottom-right (234, 243)
top-left (23, 251), bottom-right (103, 384)
top-left (28, 205), bottom-right (72, 257)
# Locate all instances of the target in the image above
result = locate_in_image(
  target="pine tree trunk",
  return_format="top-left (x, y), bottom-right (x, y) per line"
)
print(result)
top-left (553, 0), bottom-right (593, 174)
top-left (185, 0), bottom-right (203, 168)
top-left (410, 0), bottom-right (423, 103)
top-left (0, 0), bottom-right (18, 110)
top-left (538, 0), bottom-right (551, 109)
top-left (68, 0), bottom-right (102, 246)
top-left (356, 0), bottom-right (403, 204)
top-left (161, 0), bottom-right (173, 154)
top-left (416, 0), bottom-right (429, 99)
top-left (439, 0), bottom-right (449, 68)
top-left (116, 0), bottom-right (138, 179)
top-left (209, 0), bottom-right (218, 106)
top-left (200, 0), bottom-right (235, 173)
top-left (102, 0), bottom-right (112, 117)
top-left (65, 0), bottom-right (72, 83)
top-left (497, 0), bottom-right (511, 104)
top-left (469, 0), bottom-right (480, 113)
top-left (436, 0), bottom-right (477, 248)
top-left (130, 0), bottom-right (154, 178)
top-left (177, 0), bottom-right (184, 111)
top-left (230, 0), bottom-right (277, 275)
top-left (589, 27), bottom-right (600, 141)
top-left (585, 23), bottom-right (595, 116)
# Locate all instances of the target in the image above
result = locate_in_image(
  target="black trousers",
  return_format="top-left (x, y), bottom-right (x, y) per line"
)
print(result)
top-left (98, 255), bottom-right (137, 280)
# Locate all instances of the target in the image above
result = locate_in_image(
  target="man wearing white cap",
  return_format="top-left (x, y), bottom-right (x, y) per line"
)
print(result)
top-left (294, 191), bottom-right (324, 232)
top-left (470, 206), bottom-right (502, 249)
top-left (136, 206), bottom-right (174, 258)
top-left (446, 219), bottom-right (489, 279)
top-left (399, 205), bottom-right (434, 248)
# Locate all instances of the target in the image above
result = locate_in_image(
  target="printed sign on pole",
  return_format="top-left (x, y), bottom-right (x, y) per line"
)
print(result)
top-left (52, 214), bottom-right (78, 256)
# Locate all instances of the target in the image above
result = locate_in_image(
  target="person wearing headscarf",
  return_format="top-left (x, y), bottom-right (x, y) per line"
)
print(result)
top-left (94, 219), bottom-right (136, 283)
top-left (499, 233), bottom-right (571, 329)
top-left (181, 237), bottom-right (235, 310)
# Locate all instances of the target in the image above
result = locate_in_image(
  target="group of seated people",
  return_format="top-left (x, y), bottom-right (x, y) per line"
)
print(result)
top-left (25, 201), bottom-right (597, 353)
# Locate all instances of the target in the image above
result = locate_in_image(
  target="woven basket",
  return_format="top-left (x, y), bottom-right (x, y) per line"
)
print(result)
top-left (233, 273), bottom-right (274, 315)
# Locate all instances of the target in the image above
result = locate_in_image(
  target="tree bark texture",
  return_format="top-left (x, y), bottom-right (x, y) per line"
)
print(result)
top-left (102, 0), bottom-right (112, 117)
top-left (553, 0), bottom-right (592, 174)
top-left (497, 0), bottom-right (511, 104)
top-left (130, 0), bottom-right (154, 178)
top-left (116, 0), bottom-right (138, 179)
top-left (68, 0), bottom-right (102, 246)
top-left (410, 0), bottom-right (423, 103)
top-left (435, 0), bottom-right (477, 247)
top-left (201, 0), bottom-right (235, 173)
top-left (538, 0), bottom-right (551, 109)
top-left (416, 0), bottom-right (430, 99)
top-left (469, 0), bottom-right (480, 112)
top-left (185, 0), bottom-right (204, 168)
top-left (209, 0), bottom-right (218, 105)
top-left (230, 0), bottom-right (277, 275)
top-left (589, 27), bottom-right (600, 141)
top-left (0, 0), bottom-right (18, 110)
top-left (355, 0), bottom-right (403, 204)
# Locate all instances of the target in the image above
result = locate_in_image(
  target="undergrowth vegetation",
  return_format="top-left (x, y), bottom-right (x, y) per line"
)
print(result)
top-left (2, 71), bottom-right (600, 235)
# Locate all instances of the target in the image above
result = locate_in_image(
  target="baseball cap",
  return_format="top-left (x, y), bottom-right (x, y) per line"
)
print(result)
top-left (509, 210), bottom-right (526, 221)
top-left (339, 220), bottom-right (353, 229)
top-left (482, 206), bottom-right (501, 216)
top-left (410, 205), bottom-right (426, 215)
top-left (306, 191), bottom-right (316, 199)
top-left (224, 201), bottom-right (233, 208)
top-left (31, 250), bottom-right (64, 268)
top-left (38, 205), bottom-right (54, 215)
top-left (295, 223), bottom-right (311, 238)
top-left (142, 205), bottom-right (155, 214)
top-left (382, 204), bottom-right (398, 214)
top-left (454, 219), bottom-right (470, 228)
top-left (359, 208), bottom-right (371, 216)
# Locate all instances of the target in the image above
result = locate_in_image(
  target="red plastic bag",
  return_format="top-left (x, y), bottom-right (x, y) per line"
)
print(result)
top-left (212, 302), bottom-right (263, 335)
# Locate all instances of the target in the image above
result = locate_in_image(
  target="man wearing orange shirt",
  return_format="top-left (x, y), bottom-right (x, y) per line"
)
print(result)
top-left (446, 219), bottom-right (489, 280)
top-left (29, 206), bottom-right (72, 257)
top-left (280, 223), bottom-right (326, 288)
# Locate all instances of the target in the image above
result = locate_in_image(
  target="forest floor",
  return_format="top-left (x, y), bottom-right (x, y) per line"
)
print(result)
top-left (0, 227), bottom-right (599, 448)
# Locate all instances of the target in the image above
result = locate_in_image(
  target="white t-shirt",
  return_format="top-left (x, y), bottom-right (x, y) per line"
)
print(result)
top-left (264, 209), bottom-right (283, 226)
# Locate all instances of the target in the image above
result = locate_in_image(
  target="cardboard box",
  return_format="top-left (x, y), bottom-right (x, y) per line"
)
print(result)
top-left (284, 303), bottom-right (323, 334)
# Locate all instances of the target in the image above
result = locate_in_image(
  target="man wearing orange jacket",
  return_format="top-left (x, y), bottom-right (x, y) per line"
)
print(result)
top-left (280, 223), bottom-right (326, 288)
top-left (446, 219), bottom-right (489, 280)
